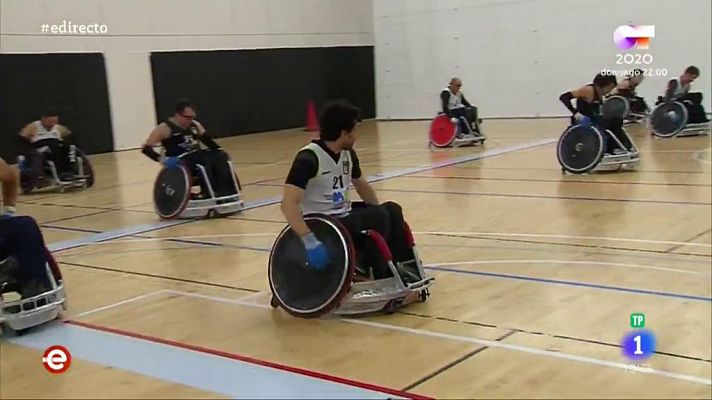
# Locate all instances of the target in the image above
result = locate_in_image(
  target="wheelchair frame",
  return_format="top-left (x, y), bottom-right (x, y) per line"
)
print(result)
top-left (268, 215), bottom-right (434, 317)
top-left (650, 100), bottom-right (711, 138)
top-left (175, 160), bottom-right (245, 219)
top-left (558, 124), bottom-right (640, 174)
top-left (154, 150), bottom-right (245, 220)
top-left (19, 147), bottom-right (94, 193)
top-left (429, 113), bottom-right (486, 148)
top-left (0, 257), bottom-right (67, 334)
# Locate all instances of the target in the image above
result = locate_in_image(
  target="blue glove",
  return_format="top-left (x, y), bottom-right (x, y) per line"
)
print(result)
top-left (162, 156), bottom-right (181, 169)
top-left (301, 232), bottom-right (330, 270)
top-left (579, 115), bottom-right (592, 127)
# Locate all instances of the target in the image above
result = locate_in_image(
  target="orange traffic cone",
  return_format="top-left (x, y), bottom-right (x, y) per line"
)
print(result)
top-left (305, 99), bottom-right (319, 132)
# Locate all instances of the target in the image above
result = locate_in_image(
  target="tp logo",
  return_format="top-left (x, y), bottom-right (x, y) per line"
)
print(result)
top-left (42, 345), bottom-right (72, 374)
top-left (614, 25), bottom-right (655, 50)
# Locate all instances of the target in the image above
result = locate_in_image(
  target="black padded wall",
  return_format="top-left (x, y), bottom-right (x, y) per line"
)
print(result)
top-left (0, 53), bottom-right (113, 162)
top-left (150, 46), bottom-right (375, 137)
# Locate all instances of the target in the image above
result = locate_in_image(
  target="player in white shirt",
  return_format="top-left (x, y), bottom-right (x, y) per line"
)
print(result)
top-left (280, 100), bottom-right (418, 278)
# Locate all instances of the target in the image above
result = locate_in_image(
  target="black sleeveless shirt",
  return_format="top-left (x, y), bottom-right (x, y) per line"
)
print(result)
top-left (575, 84), bottom-right (602, 118)
top-left (161, 119), bottom-right (202, 157)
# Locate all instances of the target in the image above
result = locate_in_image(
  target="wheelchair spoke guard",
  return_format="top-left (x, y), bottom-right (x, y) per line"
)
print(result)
top-left (557, 125), bottom-right (604, 174)
top-left (153, 166), bottom-right (191, 219)
top-left (268, 215), bottom-right (355, 318)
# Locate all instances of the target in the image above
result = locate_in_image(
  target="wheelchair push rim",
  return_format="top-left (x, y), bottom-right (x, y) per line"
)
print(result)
top-left (429, 115), bottom-right (457, 147)
top-left (651, 102), bottom-right (688, 138)
top-left (268, 214), bottom-right (356, 318)
top-left (557, 125), bottom-right (605, 174)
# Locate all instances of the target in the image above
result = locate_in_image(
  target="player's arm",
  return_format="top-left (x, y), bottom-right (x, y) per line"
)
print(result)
top-left (17, 123), bottom-right (36, 153)
top-left (193, 120), bottom-right (221, 151)
top-left (559, 85), bottom-right (593, 115)
top-left (281, 185), bottom-right (310, 237)
top-left (141, 124), bottom-right (170, 162)
top-left (440, 90), bottom-right (450, 115)
top-left (349, 150), bottom-right (378, 205)
top-left (664, 79), bottom-right (678, 101)
top-left (0, 157), bottom-right (18, 213)
top-left (281, 150), bottom-right (318, 237)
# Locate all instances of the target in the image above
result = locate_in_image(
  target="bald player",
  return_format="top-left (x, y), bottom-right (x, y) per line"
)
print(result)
top-left (440, 77), bottom-right (482, 135)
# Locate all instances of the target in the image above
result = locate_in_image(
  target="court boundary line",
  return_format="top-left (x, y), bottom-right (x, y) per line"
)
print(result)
top-left (414, 231), bottom-right (712, 248)
top-left (397, 310), bottom-right (712, 364)
top-left (46, 137), bottom-right (557, 253)
top-left (428, 260), bottom-right (710, 276)
top-left (426, 265), bottom-right (712, 302)
top-left (61, 318), bottom-right (431, 400)
top-left (84, 288), bottom-right (710, 387)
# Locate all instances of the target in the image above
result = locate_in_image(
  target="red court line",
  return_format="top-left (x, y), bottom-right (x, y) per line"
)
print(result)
top-left (65, 320), bottom-right (432, 400)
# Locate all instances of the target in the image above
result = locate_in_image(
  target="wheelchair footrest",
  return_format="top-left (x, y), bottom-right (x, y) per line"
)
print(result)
top-left (0, 285), bottom-right (67, 331)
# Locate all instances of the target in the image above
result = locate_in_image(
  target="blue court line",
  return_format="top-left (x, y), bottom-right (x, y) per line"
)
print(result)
top-left (6, 322), bottom-right (404, 399)
top-left (46, 137), bottom-right (557, 253)
top-left (78, 235), bottom-right (710, 303)
top-left (426, 266), bottom-right (712, 303)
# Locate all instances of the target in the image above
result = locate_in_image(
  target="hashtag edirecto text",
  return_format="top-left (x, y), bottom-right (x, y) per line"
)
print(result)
top-left (41, 21), bottom-right (108, 35)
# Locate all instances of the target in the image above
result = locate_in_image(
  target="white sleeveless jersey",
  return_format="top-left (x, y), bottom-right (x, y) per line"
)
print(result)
top-left (30, 121), bottom-right (62, 143)
top-left (300, 142), bottom-right (352, 216)
top-left (671, 77), bottom-right (690, 97)
top-left (443, 88), bottom-right (465, 110)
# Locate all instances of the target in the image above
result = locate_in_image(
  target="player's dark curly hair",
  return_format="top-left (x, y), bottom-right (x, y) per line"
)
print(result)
top-left (319, 99), bottom-right (362, 141)
top-left (593, 72), bottom-right (617, 88)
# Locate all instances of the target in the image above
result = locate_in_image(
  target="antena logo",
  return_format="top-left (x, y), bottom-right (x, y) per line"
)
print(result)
top-left (614, 25), bottom-right (655, 50)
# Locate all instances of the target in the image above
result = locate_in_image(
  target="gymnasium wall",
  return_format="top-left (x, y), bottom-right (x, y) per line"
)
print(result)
top-left (374, 0), bottom-right (712, 119)
top-left (0, 0), bottom-right (374, 155)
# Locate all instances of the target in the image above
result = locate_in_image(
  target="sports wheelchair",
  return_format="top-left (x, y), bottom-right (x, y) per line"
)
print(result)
top-left (18, 144), bottom-right (95, 194)
top-left (649, 98), bottom-right (711, 138)
top-left (557, 99), bottom-right (640, 174)
top-left (0, 248), bottom-right (67, 335)
top-left (268, 214), bottom-right (434, 318)
top-left (604, 95), bottom-right (650, 125)
top-left (153, 150), bottom-right (244, 219)
top-left (428, 113), bottom-right (486, 148)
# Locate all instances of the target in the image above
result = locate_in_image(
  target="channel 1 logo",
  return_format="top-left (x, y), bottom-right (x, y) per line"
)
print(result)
top-left (42, 345), bottom-right (72, 374)
top-left (614, 25), bottom-right (655, 50)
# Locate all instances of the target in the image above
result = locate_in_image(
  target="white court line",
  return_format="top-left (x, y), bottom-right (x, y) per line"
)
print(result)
top-left (693, 149), bottom-right (712, 165)
top-left (415, 231), bottom-right (712, 248)
top-left (426, 260), bottom-right (711, 276)
top-left (73, 290), bottom-right (169, 318)
top-left (157, 289), bottom-right (712, 387)
top-left (64, 233), bottom-right (279, 246)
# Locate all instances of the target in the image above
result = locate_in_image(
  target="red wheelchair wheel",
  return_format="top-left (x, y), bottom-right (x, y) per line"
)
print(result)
top-left (429, 115), bottom-right (457, 147)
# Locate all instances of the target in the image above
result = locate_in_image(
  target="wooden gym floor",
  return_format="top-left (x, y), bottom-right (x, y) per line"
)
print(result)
top-left (1, 118), bottom-right (710, 399)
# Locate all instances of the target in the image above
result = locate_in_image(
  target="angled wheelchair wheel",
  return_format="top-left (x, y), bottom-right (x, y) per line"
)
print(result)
top-left (651, 102), bottom-right (687, 138)
top-left (153, 165), bottom-right (191, 219)
top-left (602, 96), bottom-right (630, 121)
top-left (429, 114), bottom-right (457, 147)
top-left (268, 214), bottom-right (355, 318)
top-left (76, 149), bottom-right (95, 187)
top-left (557, 125), bottom-right (604, 174)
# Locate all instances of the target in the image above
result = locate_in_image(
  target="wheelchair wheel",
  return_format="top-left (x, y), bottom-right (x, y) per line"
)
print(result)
top-left (557, 125), bottom-right (604, 174)
top-left (153, 165), bottom-right (191, 219)
top-left (429, 114), bottom-right (457, 147)
top-left (268, 214), bottom-right (355, 318)
top-left (602, 96), bottom-right (630, 121)
top-left (651, 102), bottom-right (687, 138)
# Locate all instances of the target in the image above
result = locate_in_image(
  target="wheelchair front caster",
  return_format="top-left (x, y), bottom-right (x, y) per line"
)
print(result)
top-left (419, 289), bottom-right (430, 302)
top-left (384, 300), bottom-right (398, 314)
